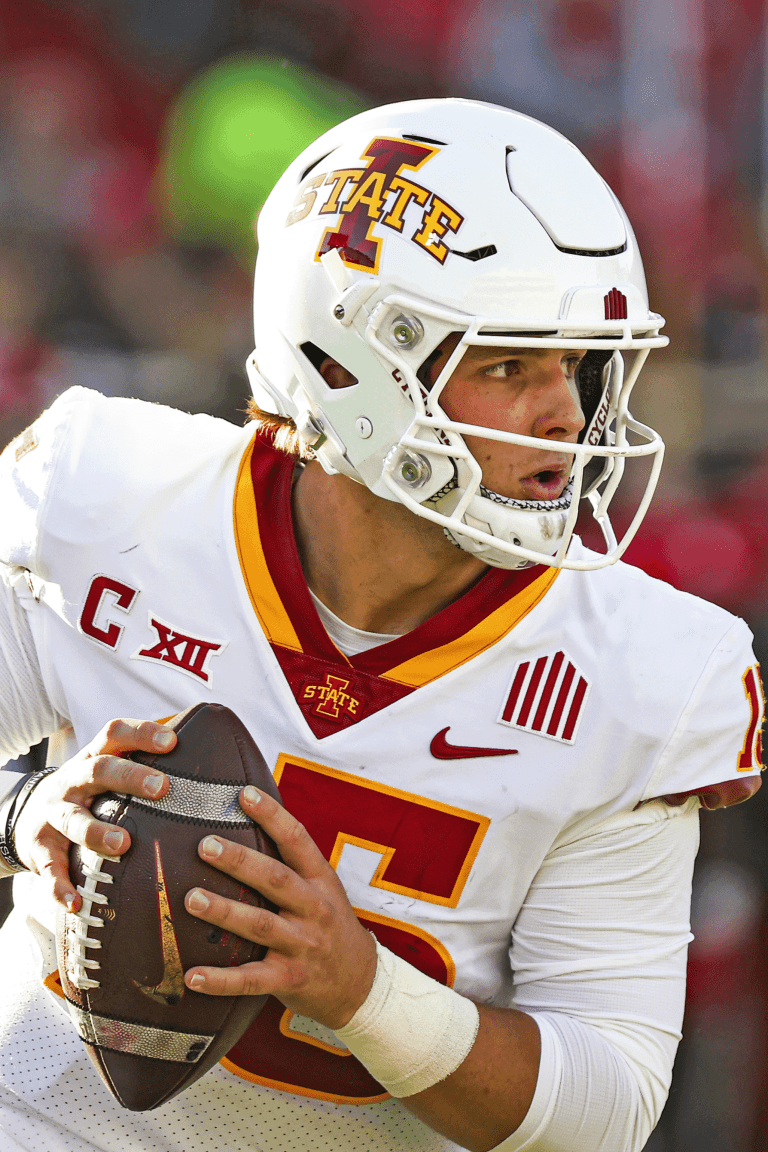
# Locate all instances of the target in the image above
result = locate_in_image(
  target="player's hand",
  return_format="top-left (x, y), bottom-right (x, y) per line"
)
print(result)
top-left (12, 719), bottom-right (173, 909)
top-left (183, 785), bottom-right (378, 1030)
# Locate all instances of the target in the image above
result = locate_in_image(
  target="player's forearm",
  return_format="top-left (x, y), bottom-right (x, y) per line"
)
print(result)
top-left (400, 1003), bottom-right (540, 1152)
top-left (330, 937), bottom-right (540, 1150)
top-left (333, 803), bottom-right (697, 1152)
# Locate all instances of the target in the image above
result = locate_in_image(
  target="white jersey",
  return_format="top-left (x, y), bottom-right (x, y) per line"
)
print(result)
top-left (0, 387), bottom-right (762, 1152)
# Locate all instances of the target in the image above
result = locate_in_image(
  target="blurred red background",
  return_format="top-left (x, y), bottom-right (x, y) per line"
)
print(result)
top-left (0, 2), bottom-right (765, 1147)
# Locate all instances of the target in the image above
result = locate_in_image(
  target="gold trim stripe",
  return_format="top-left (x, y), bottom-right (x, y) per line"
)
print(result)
top-left (381, 567), bottom-right (560, 688)
top-left (354, 907), bottom-right (457, 987)
top-left (233, 440), bottom-right (302, 652)
top-left (219, 1055), bottom-right (389, 1105)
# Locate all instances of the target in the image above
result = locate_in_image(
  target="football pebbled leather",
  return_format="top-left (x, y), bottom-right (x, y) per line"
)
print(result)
top-left (56, 702), bottom-right (282, 1111)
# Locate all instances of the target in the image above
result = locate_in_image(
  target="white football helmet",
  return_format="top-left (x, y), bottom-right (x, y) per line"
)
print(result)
top-left (248, 98), bottom-right (667, 570)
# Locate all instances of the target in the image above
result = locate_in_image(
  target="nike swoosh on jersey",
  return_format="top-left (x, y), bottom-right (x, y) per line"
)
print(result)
top-left (133, 840), bottom-right (186, 1006)
top-left (430, 727), bottom-right (519, 760)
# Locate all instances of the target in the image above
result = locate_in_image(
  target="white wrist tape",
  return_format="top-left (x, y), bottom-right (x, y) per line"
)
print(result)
top-left (333, 940), bottom-right (480, 1098)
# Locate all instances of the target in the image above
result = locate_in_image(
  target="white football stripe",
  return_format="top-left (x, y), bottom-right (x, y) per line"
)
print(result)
top-left (67, 1003), bottom-right (214, 1063)
top-left (132, 775), bottom-right (251, 826)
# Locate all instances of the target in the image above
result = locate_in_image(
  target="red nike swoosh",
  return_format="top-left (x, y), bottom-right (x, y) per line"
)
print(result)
top-left (430, 728), bottom-right (519, 760)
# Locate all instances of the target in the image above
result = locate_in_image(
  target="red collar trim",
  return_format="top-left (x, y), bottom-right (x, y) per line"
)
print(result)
top-left (246, 440), bottom-right (551, 676)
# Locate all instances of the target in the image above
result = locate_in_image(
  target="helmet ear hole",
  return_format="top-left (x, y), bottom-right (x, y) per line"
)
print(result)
top-left (300, 342), bottom-right (358, 389)
top-left (300, 342), bottom-right (331, 372)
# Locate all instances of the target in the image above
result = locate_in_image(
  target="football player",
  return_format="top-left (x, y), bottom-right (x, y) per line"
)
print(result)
top-left (0, 99), bottom-right (763, 1152)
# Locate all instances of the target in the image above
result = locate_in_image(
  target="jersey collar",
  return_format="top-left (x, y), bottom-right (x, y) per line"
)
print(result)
top-left (234, 435), bottom-right (560, 690)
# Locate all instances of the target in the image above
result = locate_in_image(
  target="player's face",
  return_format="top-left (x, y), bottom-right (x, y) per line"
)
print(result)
top-left (431, 338), bottom-right (586, 503)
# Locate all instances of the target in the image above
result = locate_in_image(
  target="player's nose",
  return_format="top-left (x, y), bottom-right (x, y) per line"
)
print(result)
top-left (535, 362), bottom-right (585, 441)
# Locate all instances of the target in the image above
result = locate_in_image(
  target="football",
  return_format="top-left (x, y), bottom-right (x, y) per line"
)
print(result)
top-left (56, 702), bottom-right (282, 1111)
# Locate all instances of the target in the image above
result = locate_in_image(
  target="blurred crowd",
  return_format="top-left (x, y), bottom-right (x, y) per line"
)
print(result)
top-left (0, 1), bottom-right (766, 1149)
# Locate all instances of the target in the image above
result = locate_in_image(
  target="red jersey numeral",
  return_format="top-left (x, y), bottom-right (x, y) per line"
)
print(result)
top-left (222, 757), bottom-right (489, 1103)
top-left (738, 665), bottom-right (765, 771)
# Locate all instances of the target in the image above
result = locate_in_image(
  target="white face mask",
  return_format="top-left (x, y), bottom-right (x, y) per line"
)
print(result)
top-left (249, 98), bottom-right (668, 571)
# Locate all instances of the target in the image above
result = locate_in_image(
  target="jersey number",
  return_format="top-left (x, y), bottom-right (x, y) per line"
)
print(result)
top-left (738, 665), bottom-right (765, 771)
top-left (220, 756), bottom-right (489, 1104)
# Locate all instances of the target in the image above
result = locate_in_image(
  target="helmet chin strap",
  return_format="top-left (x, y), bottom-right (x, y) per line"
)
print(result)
top-left (478, 478), bottom-right (574, 514)
top-left (427, 471), bottom-right (576, 570)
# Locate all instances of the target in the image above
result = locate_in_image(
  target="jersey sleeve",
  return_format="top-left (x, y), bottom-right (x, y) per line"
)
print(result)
top-left (496, 798), bottom-right (699, 1152)
top-left (0, 565), bottom-right (64, 765)
top-left (0, 385), bottom-right (249, 582)
top-left (0, 388), bottom-right (101, 762)
top-left (641, 617), bottom-right (763, 808)
top-left (0, 388), bottom-right (86, 574)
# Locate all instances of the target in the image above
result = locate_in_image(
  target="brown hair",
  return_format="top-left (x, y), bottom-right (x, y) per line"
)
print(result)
top-left (244, 398), bottom-right (314, 460)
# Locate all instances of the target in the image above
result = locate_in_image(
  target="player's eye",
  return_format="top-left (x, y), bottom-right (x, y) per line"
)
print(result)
top-left (563, 354), bottom-right (584, 376)
top-left (484, 359), bottom-right (520, 378)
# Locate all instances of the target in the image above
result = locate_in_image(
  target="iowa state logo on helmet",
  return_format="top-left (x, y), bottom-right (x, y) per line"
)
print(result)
top-left (284, 136), bottom-right (464, 274)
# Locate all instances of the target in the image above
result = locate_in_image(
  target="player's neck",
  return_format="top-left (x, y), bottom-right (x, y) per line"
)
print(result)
top-left (291, 461), bottom-right (488, 635)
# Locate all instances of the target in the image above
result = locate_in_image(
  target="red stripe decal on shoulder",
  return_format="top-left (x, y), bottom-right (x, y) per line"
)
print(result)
top-left (499, 651), bottom-right (590, 745)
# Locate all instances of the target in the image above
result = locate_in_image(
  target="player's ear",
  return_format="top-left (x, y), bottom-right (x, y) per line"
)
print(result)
top-left (318, 357), bottom-right (358, 390)
top-left (300, 340), bottom-right (357, 390)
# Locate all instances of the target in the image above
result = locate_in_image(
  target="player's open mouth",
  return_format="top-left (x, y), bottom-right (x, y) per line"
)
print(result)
top-left (518, 465), bottom-right (571, 500)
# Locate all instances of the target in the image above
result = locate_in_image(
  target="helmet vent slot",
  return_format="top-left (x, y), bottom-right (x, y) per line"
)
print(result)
top-left (300, 341), bottom-right (328, 371)
top-left (298, 151), bottom-right (333, 182)
top-left (402, 133), bottom-right (447, 146)
top-left (451, 245), bottom-right (498, 262)
top-left (557, 243), bottom-right (627, 258)
top-left (477, 329), bottom-right (557, 337)
top-left (505, 140), bottom-right (626, 250)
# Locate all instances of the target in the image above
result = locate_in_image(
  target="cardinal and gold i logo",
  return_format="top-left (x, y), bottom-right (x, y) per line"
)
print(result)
top-left (285, 136), bottom-right (464, 274)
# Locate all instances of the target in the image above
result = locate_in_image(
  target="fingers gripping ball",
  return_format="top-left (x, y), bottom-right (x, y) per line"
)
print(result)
top-left (56, 703), bottom-right (282, 1111)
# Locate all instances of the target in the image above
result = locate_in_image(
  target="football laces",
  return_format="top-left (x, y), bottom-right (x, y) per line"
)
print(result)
top-left (66, 850), bottom-right (120, 990)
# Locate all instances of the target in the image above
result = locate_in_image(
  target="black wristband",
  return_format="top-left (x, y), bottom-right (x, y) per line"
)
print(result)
top-left (0, 766), bottom-right (58, 873)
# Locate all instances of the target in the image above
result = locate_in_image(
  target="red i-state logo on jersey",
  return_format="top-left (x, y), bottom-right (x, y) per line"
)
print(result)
top-left (498, 651), bottom-right (590, 745)
top-left (300, 673), bottom-right (362, 721)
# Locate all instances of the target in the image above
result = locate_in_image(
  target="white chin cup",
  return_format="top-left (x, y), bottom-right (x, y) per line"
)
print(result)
top-left (433, 485), bottom-right (572, 570)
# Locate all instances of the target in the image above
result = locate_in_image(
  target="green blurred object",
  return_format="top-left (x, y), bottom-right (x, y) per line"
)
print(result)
top-left (159, 55), bottom-right (366, 258)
